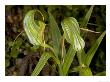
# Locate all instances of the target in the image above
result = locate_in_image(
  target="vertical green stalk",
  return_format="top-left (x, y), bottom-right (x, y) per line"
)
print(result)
top-left (61, 35), bottom-right (65, 65)
top-left (77, 50), bottom-right (83, 66)
top-left (58, 64), bottom-right (63, 76)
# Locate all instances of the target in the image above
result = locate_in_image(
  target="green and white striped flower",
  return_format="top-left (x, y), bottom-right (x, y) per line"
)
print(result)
top-left (23, 10), bottom-right (45, 46)
top-left (61, 17), bottom-right (85, 51)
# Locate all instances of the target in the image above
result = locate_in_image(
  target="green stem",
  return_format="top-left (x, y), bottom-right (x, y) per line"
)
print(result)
top-left (42, 43), bottom-right (61, 66)
top-left (58, 64), bottom-right (63, 76)
top-left (77, 50), bottom-right (83, 66)
top-left (43, 44), bottom-right (55, 54)
top-left (42, 43), bottom-right (64, 76)
top-left (61, 35), bottom-right (64, 65)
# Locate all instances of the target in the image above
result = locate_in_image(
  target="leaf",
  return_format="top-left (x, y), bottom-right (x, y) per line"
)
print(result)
top-left (31, 52), bottom-right (51, 76)
top-left (48, 11), bottom-right (63, 56)
top-left (69, 65), bottom-right (92, 76)
top-left (23, 10), bottom-right (45, 46)
top-left (61, 17), bottom-right (85, 51)
top-left (10, 48), bottom-right (19, 58)
top-left (84, 31), bottom-right (106, 66)
top-left (79, 67), bottom-right (92, 76)
top-left (31, 45), bottom-right (40, 52)
top-left (62, 45), bottom-right (76, 75)
top-left (5, 59), bottom-right (10, 68)
top-left (10, 38), bottom-right (22, 58)
top-left (95, 71), bottom-right (106, 76)
top-left (80, 5), bottom-right (94, 28)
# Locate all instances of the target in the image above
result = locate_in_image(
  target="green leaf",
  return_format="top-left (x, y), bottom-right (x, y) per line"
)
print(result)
top-left (10, 38), bottom-right (22, 58)
top-left (5, 59), bottom-right (10, 68)
top-left (84, 31), bottom-right (106, 66)
top-left (10, 48), bottom-right (19, 58)
top-left (70, 65), bottom-right (92, 76)
top-left (31, 45), bottom-right (40, 52)
top-left (95, 71), bottom-right (106, 76)
top-left (79, 67), bottom-right (92, 76)
top-left (62, 45), bottom-right (76, 75)
top-left (48, 11), bottom-right (63, 56)
top-left (61, 17), bottom-right (85, 51)
top-left (23, 10), bottom-right (45, 46)
top-left (80, 5), bottom-right (94, 28)
top-left (31, 52), bottom-right (51, 76)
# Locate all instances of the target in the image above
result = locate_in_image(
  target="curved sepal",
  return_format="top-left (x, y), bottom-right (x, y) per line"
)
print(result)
top-left (23, 10), bottom-right (45, 46)
top-left (61, 17), bottom-right (85, 51)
